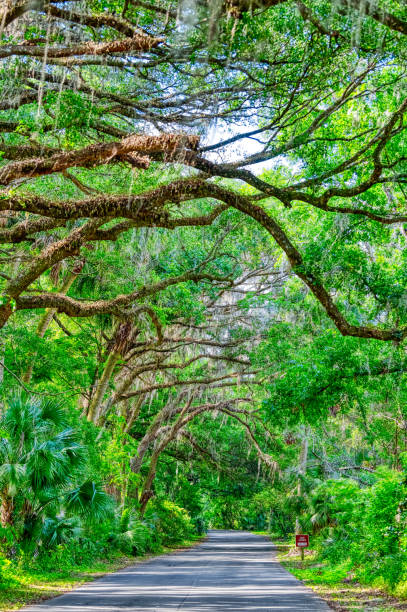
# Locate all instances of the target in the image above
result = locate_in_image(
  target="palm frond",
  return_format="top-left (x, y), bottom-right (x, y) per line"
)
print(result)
top-left (65, 480), bottom-right (113, 522)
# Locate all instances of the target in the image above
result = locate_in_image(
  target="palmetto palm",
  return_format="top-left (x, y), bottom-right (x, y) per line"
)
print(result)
top-left (0, 394), bottom-right (84, 529)
top-left (41, 516), bottom-right (82, 548)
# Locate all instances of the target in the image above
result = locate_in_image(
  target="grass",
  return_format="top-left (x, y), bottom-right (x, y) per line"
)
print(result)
top-left (0, 535), bottom-right (205, 612)
top-left (273, 541), bottom-right (407, 612)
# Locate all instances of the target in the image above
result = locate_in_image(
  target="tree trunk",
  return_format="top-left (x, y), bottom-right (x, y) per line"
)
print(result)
top-left (139, 450), bottom-right (160, 515)
top-left (0, 303), bottom-right (12, 330)
top-left (87, 351), bottom-right (121, 424)
top-left (130, 396), bottom-right (183, 473)
top-left (0, 494), bottom-right (14, 527)
top-left (295, 430), bottom-right (308, 534)
top-left (0, 337), bottom-right (4, 385)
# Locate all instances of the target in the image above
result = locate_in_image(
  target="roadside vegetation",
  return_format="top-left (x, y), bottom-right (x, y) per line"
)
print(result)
top-left (271, 464), bottom-right (407, 610)
top-left (280, 552), bottom-right (407, 612)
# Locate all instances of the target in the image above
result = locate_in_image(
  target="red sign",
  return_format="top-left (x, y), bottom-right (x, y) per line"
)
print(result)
top-left (296, 534), bottom-right (309, 548)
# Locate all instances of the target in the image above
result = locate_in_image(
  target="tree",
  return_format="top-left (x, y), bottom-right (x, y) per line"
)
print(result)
top-left (0, 0), bottom-right (407, 342)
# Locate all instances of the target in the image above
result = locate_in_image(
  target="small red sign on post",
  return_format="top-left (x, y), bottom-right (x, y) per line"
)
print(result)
top-left (296, 534), bottom-right (309, 548)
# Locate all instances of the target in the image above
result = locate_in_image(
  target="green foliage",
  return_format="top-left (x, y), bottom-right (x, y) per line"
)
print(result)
top-left (145, 500), bottom-right (194, 546)
top-left (130, 520), bottom-right (161, 555)
top-left (0, 394), bottom-right (85, 531)
top-left (41, 517), bottom-right (81, 549)
top-left (297, 471), bottom-right (407, 590)
top-left (65, 481), bottom-right (113, 523)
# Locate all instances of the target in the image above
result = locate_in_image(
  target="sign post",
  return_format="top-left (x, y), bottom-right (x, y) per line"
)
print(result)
top-left (295, 534), bottom-right (309, 562)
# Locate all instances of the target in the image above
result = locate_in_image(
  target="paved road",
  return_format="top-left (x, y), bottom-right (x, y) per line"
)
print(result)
top-left (24, 530), bottom-right (331, 611)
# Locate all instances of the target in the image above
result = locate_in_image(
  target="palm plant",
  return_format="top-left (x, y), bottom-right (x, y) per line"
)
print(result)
top-left (65, 480), bottom-right (113, 522)
top-left (41, 516), bottom-right (82, 548)
top-left (309, 493), bottom-right (337, 533)
top-left (0, 395), bottom-right (112, 548)
top-left (0, 394), bottom-right (84, 530)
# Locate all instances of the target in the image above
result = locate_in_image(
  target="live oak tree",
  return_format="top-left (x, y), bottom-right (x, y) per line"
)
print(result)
top-left (1, 0), bottom-right (407, 340)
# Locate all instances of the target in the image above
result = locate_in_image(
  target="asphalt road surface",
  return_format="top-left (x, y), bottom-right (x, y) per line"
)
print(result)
top-left (24, 530), bottom-right (331, 611)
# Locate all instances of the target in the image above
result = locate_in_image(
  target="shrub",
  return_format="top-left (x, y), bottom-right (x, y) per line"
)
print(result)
top-left (145, 500), bottom-right (194, 545)
top-left (131, 520), bottom-right (161, 554)
top-left (306, 470), bottom-right (407, 591)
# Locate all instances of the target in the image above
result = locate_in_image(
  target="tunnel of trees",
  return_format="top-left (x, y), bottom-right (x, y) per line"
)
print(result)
top-left (1, 0), bottom-right (407, 604)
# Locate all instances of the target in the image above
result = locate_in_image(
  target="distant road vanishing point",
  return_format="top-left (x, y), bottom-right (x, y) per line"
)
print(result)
top-left (23, 530), bottom-right (331, 611)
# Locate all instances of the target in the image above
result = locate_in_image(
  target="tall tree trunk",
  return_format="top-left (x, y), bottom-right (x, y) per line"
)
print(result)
top-left (87, 350), bottom-right (121, 424)
top-left (138, 401), bottom-right (193, 513)
top-left (131, 425), bottom-right (162, 474)
top-left (295, 429), bottom-right (308, 534)
top-left (88, 320), bottom-right (136, 425)
top-left (394, 419), bottom-right (400, 470)
top-left (139, 449), bottom-right (160, 515)
top-left (130, 402), bottom-right (176, 474)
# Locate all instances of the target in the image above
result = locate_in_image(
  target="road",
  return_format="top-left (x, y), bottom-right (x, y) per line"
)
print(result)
top-left (24, 530), bottom-right (331, 611)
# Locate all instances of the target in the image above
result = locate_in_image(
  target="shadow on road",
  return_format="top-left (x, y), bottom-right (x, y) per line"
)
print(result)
top-left (23, 530), bottom-right (332, 611)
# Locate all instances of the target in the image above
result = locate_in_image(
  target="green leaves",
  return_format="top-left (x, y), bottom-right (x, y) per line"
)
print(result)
top-left (0, 394), bottom-right (89, 534)
top-left (65, 480), bottom-right (113, 522)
